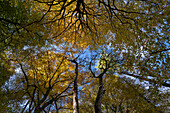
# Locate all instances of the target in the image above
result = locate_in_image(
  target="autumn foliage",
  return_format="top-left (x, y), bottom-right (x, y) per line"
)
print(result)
top-left (0, 0), bottom-right (169, 112)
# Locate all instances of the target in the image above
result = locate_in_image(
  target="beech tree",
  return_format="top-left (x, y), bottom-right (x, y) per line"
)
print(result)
top-left (79, 75), bottom-right (169, 112)
top-left (0, 0), bottom-right (169, 112)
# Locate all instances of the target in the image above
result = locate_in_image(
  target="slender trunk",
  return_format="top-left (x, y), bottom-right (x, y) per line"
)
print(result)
top-left (34, 107), bottom-right (41, 113)
top-left (95, 76), bottom-right (104, 113)
top-left (73, 61), bottom-right (79, 113)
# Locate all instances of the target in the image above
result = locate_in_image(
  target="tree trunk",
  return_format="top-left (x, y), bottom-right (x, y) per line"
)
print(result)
top-left (73, 61), bottom-right (79, 113)
top-left (34, 107), bottom-right (41, 113)
top-left (95, 76), bottom-right (104, 113)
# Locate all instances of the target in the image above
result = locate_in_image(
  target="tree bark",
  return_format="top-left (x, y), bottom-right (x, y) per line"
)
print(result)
top-left (95, 76), bottom-right (104, 113)
top-left (73, 61), bottom-right (79, 113)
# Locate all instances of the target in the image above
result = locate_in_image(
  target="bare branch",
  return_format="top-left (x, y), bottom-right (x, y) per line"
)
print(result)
top-left (119, 71), bottom-right (170, 88)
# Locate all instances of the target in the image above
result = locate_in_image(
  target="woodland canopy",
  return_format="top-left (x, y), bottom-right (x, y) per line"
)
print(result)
top-left (0, 0), bottom-right (169, 112)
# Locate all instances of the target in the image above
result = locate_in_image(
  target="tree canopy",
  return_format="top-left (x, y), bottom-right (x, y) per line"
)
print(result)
top-left (0, 0), bottom-right (169, 112)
